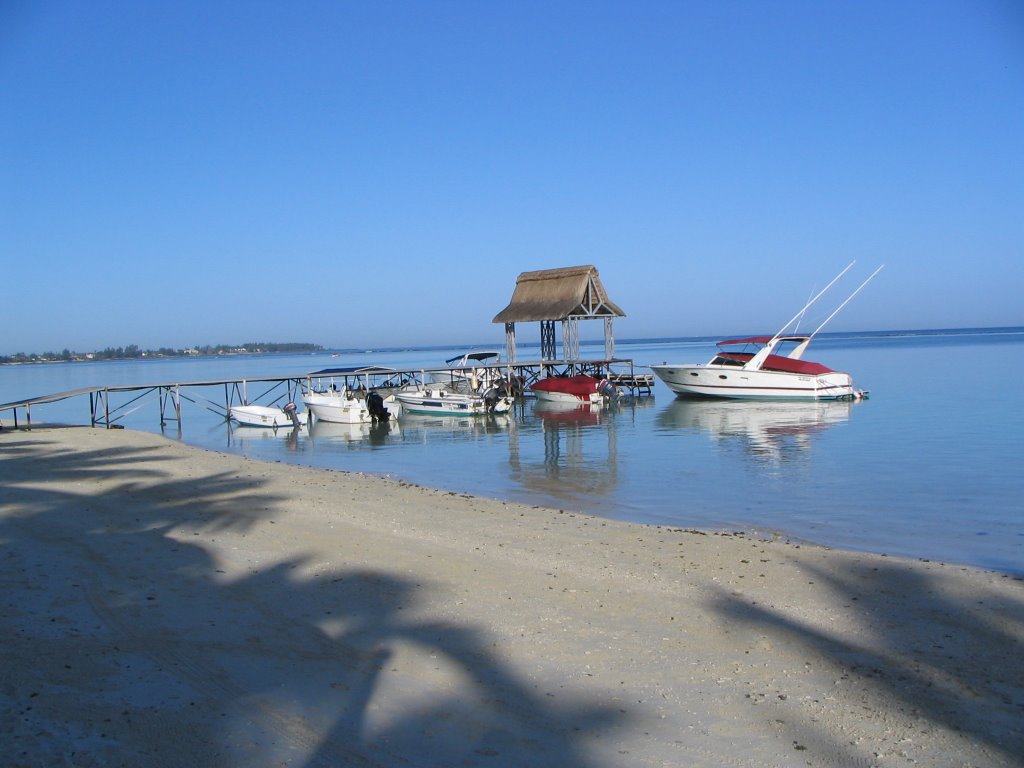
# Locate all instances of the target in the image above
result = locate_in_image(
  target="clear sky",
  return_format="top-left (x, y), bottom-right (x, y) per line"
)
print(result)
top-left (2, 1), bottom-right (1022, 354)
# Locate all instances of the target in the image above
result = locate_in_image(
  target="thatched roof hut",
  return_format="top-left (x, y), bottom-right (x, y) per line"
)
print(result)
top-left (492, 265), bottom-right (624, 324)
top-left (493, 265), bottom-right (625, 362)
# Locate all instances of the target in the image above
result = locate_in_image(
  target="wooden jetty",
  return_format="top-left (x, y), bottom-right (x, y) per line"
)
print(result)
top-left (2, 264), bottom-right (660, 429)
top-left (0, 358), bottom-right (654, 430)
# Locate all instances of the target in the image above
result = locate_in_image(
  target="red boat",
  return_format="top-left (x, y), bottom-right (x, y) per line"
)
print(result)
top-left (530, 375), bottom-right (616, 405)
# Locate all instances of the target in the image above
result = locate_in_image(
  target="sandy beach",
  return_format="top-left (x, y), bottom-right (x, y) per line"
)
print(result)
top-left (1, 426), bottom-right (1021, 767)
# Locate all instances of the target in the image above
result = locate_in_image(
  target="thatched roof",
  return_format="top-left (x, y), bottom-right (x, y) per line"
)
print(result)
top-left (492, 265), bottom-right (625, 324)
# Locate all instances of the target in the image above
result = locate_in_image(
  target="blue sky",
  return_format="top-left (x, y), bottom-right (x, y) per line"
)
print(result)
top-left (2, 1), bottom-right (1021, 354)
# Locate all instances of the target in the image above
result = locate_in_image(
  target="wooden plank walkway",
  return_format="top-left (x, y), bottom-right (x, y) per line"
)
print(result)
top-left (1, 358), bottom-right (655, 430)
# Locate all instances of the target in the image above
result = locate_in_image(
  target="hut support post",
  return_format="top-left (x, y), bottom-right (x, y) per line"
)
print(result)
top-left (504, 322), bottom-right (517, 364)
top-left (540, 320), bottom-right (557, 360)
top-left (604, 317), bottom-right (615, 359)
top-left (562, 318), bottom-right (580, 361)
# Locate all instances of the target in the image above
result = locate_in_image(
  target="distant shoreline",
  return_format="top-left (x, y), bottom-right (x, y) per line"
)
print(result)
top-left (3, 326), bottom-right (1021, 365)
top-left (0, 343), bottom-right (322, 366)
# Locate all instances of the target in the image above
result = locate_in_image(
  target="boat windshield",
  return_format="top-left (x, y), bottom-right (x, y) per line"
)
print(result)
top-left (715, 336), bottom-right (811, 362)
top-left (710, 354), bottom-right (749, 367)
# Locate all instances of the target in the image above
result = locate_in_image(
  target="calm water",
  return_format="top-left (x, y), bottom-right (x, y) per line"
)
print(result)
top-left (3, 329), bottom-right (1023, 574)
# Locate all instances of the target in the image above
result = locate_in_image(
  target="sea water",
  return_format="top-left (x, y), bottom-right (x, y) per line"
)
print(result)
top-left (3, 329), bottom-right (1023, 574)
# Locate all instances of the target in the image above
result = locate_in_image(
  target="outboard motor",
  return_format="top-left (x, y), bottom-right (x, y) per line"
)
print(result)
top-left (597, 379), bottom-right (620, 400)
top-left (366, 391), bottom-right (389, 422)
top-left (483, 378), bottom-right (514, 412)
top-left (481, 386), bottom-right (499, 412)
top-left (283, 401), bottom-right (301, 427)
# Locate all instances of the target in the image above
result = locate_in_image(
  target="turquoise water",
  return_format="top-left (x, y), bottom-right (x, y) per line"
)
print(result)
top-left (3, 329), bottom-right (1023, 573)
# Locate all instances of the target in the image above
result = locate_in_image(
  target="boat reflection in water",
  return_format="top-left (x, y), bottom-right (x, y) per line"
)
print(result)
top-left (310, 418), bottom-right (396, 447)
top-left (396, 412), bottom-right (511, 442)
top-left (535, 403), bottom-right (610, 478)
top-left (534, 400), bottom-right (605, 425)
top-left (229, 423), bottom-right (307, 439)
top-left (504, 401), bottom-right (622, 505)
top-left (227, 423), bottom-right (307, 452)
top-left (657, 398), bottom-right (856, 464)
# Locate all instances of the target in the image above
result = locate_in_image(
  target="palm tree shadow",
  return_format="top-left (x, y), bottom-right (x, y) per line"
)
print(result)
top-left (223, 564), bottom-right (618, 767)
top-left (1, 431), bottom-right (621, 767)
top-left (710, 560), bottom-right (1024, 764)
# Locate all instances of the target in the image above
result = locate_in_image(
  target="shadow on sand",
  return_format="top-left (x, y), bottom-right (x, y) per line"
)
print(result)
top-left (1, 430), bottom-right (619, 767)
top-left (710, 558), bottom-right (1024, 765)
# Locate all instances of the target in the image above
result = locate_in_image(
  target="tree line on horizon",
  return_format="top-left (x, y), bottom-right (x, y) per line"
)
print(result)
top-left (0, 342), bottom-right (322, 365)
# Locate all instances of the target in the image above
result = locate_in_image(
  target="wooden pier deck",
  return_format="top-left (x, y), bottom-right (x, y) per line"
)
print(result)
top-left (1, 358), bottom-right (655, 430)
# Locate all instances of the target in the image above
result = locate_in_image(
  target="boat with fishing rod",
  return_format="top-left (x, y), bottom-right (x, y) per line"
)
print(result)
top-left (651, 263), bottom-right (883, 400)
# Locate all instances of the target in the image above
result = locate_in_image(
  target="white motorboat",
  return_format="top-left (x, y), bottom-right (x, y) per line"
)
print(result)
top-left (229, 403), bottom-right (304, 428)
top-left (651, 335), bottom-right (863, 400)
top-left (428, 350), bottom-right (504, 393)
top-left (394, 386), bottom-right (513, 416)
top-left (652, 263), bottom-right (882, 401)
top-left (302, 388), bottom-right (397, 424)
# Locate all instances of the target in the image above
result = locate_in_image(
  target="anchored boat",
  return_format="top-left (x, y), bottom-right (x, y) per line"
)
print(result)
top-left (530, 375), bottom-right (621, 405)
top-left (652, 263), bottom-right (882, 401)
top-left (229, 403), bottom-right (303, 428)
top-left (394, 386), bottom-right (513, 416)
top-left (651, 335), bottom-right (862, 400)
top-left (302, 388), bottom-right (396, 423)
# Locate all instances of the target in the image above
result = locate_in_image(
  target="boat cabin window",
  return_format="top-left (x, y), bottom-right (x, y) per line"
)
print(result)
top-left (710, 355), bottom-right (746, 367)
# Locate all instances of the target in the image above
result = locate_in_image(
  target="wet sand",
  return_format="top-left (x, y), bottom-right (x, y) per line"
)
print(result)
top-left (2, 426), bottom-right (1022, 767)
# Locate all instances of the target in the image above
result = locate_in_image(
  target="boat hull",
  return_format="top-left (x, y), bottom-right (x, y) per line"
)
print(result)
top-left (651, 364), bottom-right (858, 400)
top-left (530, 375), bottom-right (608, 405)
top-left (532, 389), bottom-right (602, 405)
